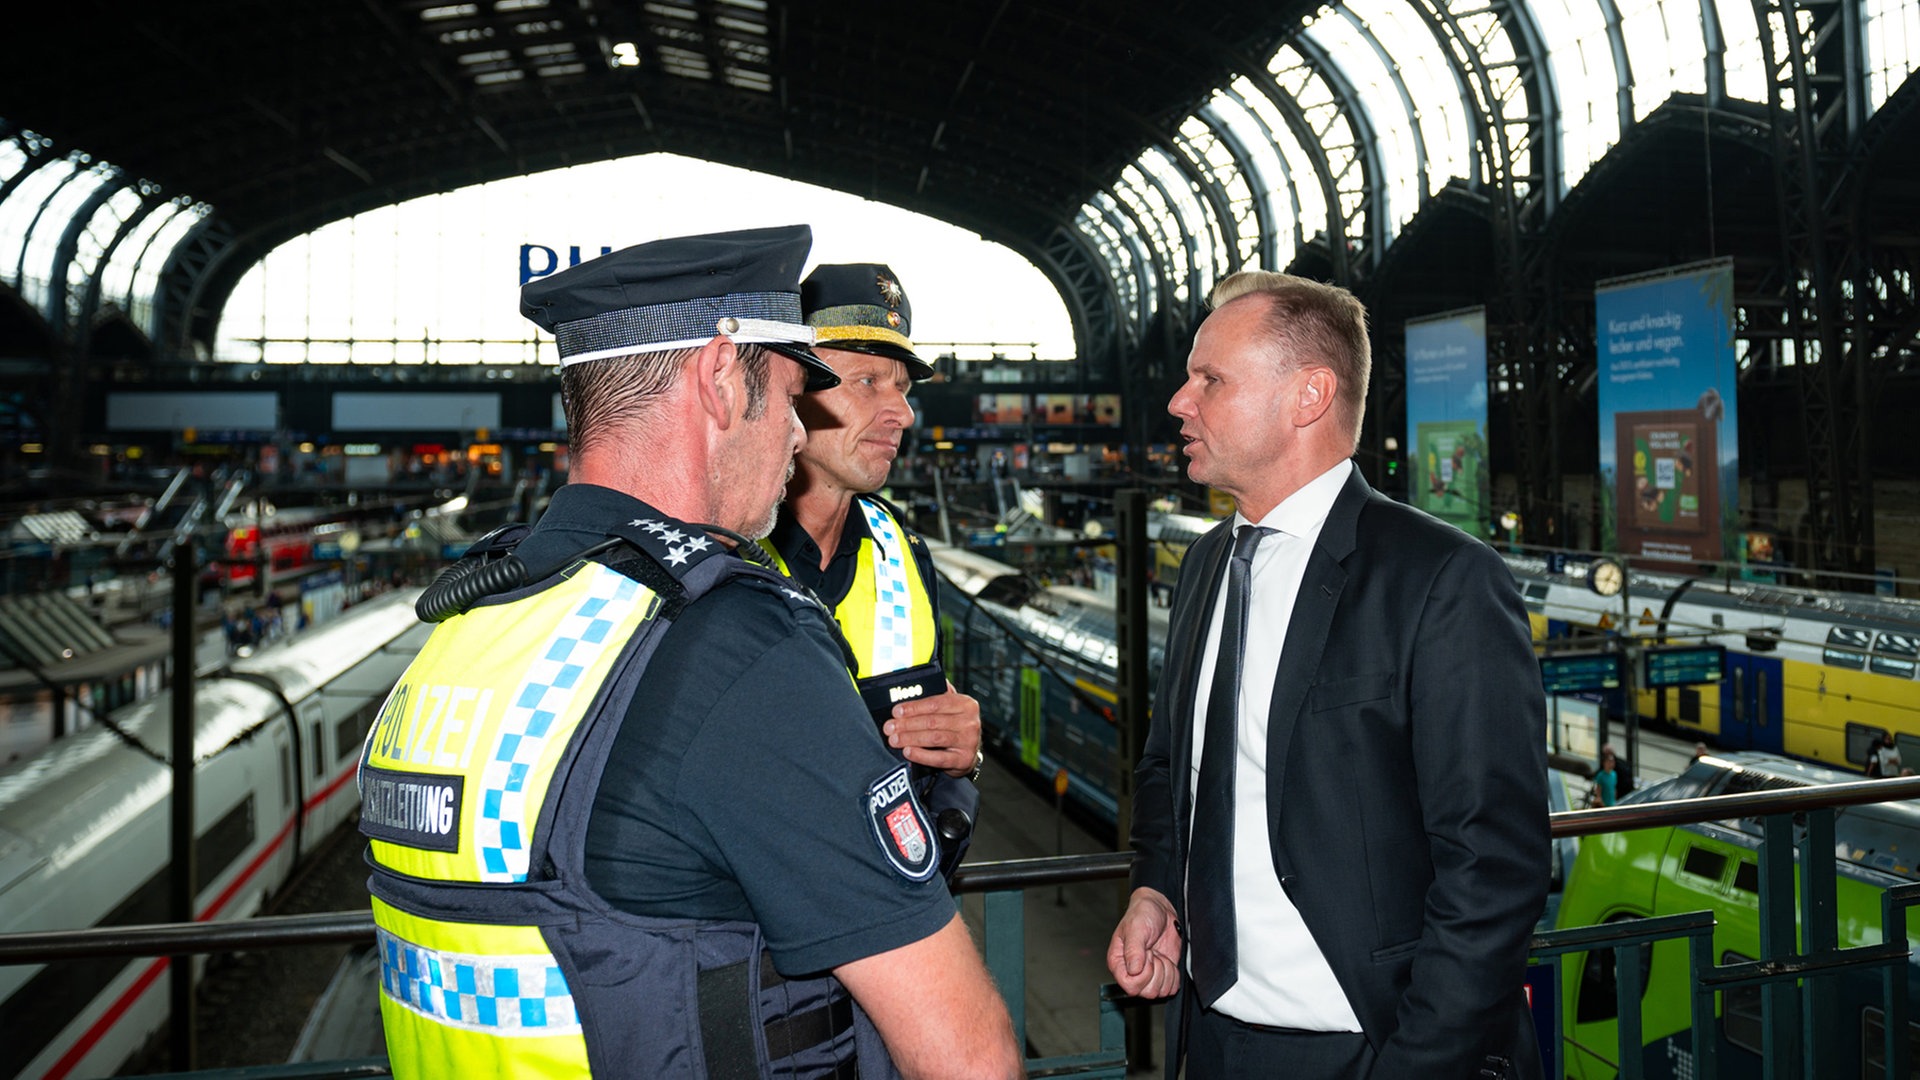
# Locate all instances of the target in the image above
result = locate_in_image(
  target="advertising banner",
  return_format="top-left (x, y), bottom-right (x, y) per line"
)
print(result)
top-left (1404, 307), bottom-right (1489, 536)
top-left (1595, 260), bottom-right (1739, 563)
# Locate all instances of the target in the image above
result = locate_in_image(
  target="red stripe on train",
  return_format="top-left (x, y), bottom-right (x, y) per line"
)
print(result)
top-left (40, 765), bottom-right (362, 1080)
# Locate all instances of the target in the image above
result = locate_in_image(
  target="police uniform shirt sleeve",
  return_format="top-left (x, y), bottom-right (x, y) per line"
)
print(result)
top-left (585, 579), bottom-right (954, 977)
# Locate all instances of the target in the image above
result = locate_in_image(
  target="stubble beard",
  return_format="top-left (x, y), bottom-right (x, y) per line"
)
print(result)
top-left (741, 455), bottom-right (796, 541)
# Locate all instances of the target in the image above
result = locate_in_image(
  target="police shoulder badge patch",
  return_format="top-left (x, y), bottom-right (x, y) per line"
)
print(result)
top-left (865, 763), bottom-right (940, 882)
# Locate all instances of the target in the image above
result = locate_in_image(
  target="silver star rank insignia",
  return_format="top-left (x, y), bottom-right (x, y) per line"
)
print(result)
top-left (664, 546), bottom-right (692, 566)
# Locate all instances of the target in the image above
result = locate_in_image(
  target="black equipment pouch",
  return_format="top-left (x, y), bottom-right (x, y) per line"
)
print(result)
top-left (856, 660), bottom-right (948, 722)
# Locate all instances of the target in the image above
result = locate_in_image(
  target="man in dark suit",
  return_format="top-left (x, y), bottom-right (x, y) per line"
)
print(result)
top-left (1106, 271), bottom-right (1549, 1078)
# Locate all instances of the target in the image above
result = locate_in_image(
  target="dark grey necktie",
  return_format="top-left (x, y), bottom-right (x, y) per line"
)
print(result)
top-left (1188, 523), bottom-right (1273, 1007)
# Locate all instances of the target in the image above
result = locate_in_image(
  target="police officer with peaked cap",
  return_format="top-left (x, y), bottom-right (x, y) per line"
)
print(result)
top-left (764, 264), bottom-right (983, 878)
top-left (360, 226), bottom-right (1022, 1079)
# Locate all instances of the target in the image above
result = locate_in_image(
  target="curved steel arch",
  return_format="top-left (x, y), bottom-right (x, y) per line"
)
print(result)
top-left (74, 192), bottom-right (171, 344)
top-left (1333, 6), bottom-right (1433, 217)
top-left (49, 176), bottom-right (133, 334)
top-left (1215, 82), bottom-right (1311, 265)
top-left (9, 158), bottom-right (87, 296)
top-left (1138, 24), bottom-right (1356, 283)
top-left (1287, 28), bottom-right (1391, 265)
top-left (1186, 103), bottom-right (1280, 272)
top-left (1591, 0), bottom-right (1637, 129)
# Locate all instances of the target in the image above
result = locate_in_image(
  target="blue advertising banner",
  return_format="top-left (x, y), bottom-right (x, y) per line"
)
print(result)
top-left (1595, 260), bottom-right (1739, 563)
top-left (1405, 307), bottom-right (1489, 536)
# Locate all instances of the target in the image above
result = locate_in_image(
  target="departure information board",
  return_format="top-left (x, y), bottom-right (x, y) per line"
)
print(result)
top-left (1540, 652), bottom-right (1624, 694)
top-left (1640, 644), bottom-right (1726, 687)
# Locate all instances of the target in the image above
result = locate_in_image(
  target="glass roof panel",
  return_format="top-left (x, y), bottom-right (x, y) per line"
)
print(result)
top-left (100, 199), bottom-right (184, 314)
top-left (1138, 146), bottom-right (1225, 293)
top-left (1229, 76), bottom-right (1323, 261)
top-left (1866, 0), bottom-right (1920, 109)
top-left (1267, 46), bottom-right (1367, 248)
top-left (1203, 91), bottom-right (1295, 269)
top-left (22, 162), bottom-right (117, 316)
top-left (1301, 14), bottom-right (1420, 232)
top-left (1347, 0), bottom-right (1474, 195)
top-left (1110, 165), bottom-right (1188, 304)
top-left (1529, 0), bottom-right (1623, 189)
top-left (1616, 0), bottom-right (1709, 118)
top-left (129, 202), bottom-right (208, 336)
top-left (66, 184), bottom-right (146, 325)
top-left (1716, 0), bottom-right (1770, 101)
top-left (0, 155), bottom-right (77, 291)
top-left (0, 137), bottom-right (30, 185)
top-left (1178, 112), bottom-right (1262, 269)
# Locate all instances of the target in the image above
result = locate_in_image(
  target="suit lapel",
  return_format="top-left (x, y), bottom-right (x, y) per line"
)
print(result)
top-left (1170, 523), bottom-right (1234, 837)
top-left (1264, 469), bottom-right (1371, 868)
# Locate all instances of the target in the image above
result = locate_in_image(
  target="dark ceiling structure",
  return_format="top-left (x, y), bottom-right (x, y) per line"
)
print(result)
top-left (3, 0), bottom-right (1918, 579)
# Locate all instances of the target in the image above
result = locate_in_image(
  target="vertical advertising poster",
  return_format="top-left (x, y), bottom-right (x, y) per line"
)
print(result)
top-left (1404, 307), bottom-right (1490, 536)
top-left (1595, 260), bottom-right (1739, 563)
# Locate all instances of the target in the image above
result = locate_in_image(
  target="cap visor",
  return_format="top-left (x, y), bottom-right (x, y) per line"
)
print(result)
top-left (763, 340), bottom-right (843, 391)
top-left (813, 339), bottom-right (936, 381)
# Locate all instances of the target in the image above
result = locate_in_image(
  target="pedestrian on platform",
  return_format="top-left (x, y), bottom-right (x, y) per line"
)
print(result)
top-left (1868, 730), bottom-right (1903, 778)
top-left (359, 226), bottom-right (1019, 1080)
top-left (1594, 746), bottom-right (1620, 807)
top-left (1106, 270), bottom-right (1549, 1080)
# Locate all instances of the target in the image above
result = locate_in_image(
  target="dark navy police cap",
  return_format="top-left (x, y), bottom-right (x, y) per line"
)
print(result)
top-left (801, 263), bottom-right (934, 381)
top-left (521, 224), bottom-right (839, 391)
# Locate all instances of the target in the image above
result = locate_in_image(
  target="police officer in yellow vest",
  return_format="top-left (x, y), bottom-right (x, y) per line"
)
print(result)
top-left (762, 265), bottom-right (983, 874)
top-left (359, 226), bottom-right (1021, 1079)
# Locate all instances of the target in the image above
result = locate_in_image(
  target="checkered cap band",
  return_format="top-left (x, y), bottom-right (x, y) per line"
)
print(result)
top-left (377, 927), bottom-right (581, 1035)
top-left (553, 291), bottom-right (808, 365)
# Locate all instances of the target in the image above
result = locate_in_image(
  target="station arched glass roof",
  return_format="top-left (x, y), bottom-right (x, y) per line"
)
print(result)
top-left (2, 0), bottom-right (1917, 363)
top-left (1071, 0), bottom-right (1920, 336)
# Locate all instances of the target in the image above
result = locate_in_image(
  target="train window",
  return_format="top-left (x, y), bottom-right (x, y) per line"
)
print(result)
top-left (1870, 633), bottom-right (1919, 679)
top-left (1681, 846), bottom-right (1728, 882)
top-left (1721, 950), bottom-right (1762, 1054)
top-left (197, 796), bottom-right (257, 892)
top-left (336, 706), bottom-right (373, 764)
top-left (1732, 861), bottom-right (1759, 894)
top-left (1859, 1006), bottom-right (1920, 1078)
top-left (1849, 722), bottom-right (1886, 768)
top-left (1825, 627), bottom-right (1871, 670)
top-left (1573, 914), bottom-right (1654, 1024)
top-left (310, 721), bottom-right (326, 777)
top-left (279, 744), bottom-right (293, 811)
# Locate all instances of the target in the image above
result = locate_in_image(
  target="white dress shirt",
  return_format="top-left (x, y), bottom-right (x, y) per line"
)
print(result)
top-left (1187, 458), bottom-right (1362, 1030)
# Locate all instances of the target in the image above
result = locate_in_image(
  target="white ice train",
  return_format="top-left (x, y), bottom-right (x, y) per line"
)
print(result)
top-left (0, 588), bottom-right (430, 1080)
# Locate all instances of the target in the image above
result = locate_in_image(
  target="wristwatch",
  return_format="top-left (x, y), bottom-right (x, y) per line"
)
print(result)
top-left (967, 748), bottom-right (985, 784)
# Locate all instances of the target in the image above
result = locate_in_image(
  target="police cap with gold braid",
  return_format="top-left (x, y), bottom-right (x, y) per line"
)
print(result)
top-left (521, 224), bottom-right (839, 391)
top-left (801, 263), bottom-right (934, 381)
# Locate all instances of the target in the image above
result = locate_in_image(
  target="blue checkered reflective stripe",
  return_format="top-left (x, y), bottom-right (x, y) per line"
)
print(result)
top-left (475, 566), bottom-right (645, 883)
top-left (377, 927), bottom-right (580, 1036)
top-left (861, 499), bottom-right (916, 672)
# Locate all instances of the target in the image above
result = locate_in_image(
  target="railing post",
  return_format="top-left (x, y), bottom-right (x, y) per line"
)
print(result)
top-left (1759, 814), bottom-right (1802, 1079)
top-left (1689, 920), bottom-right (1720, 1079)
top-left (985, 888), bottom-right (1026, 1047)
top-left (169, 535), bottom-right (198, 1072)
top-left (1800, 808), bottom-right (1840, 1076)
top-left (1881, 883), bottom-right (1920, 1080)
top-left (1616, 939), bottom-right (1645, 1080)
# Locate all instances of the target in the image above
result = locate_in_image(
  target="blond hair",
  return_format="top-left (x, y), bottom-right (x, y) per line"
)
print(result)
top-left (1208, 271), bottom-right (1370, 448)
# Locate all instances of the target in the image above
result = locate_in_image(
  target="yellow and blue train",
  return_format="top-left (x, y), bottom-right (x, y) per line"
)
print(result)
top-left (1506, 555), bottom-right (1919, 772)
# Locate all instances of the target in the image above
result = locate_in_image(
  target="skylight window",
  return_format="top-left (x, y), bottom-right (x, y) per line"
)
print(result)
top-left (420, 4), bottom-right (478, 21)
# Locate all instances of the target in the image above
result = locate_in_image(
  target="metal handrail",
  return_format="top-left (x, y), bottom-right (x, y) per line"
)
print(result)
top-left (9, 773), bottom-right (1920, 966)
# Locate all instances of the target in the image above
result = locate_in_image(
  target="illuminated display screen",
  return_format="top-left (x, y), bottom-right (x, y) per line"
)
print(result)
top-left (1540, 652), bottom-right (1623, 694)
top-left (1640, 645), bottom-right (1726, 688)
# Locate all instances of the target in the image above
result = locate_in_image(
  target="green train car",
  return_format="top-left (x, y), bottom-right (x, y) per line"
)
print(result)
top-left (1554, 752), bottom-right (1920, 1078)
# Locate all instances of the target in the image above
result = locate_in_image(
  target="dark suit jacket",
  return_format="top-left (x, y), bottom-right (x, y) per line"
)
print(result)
top-left (1131, 467), bottom-right (1549, 1079)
